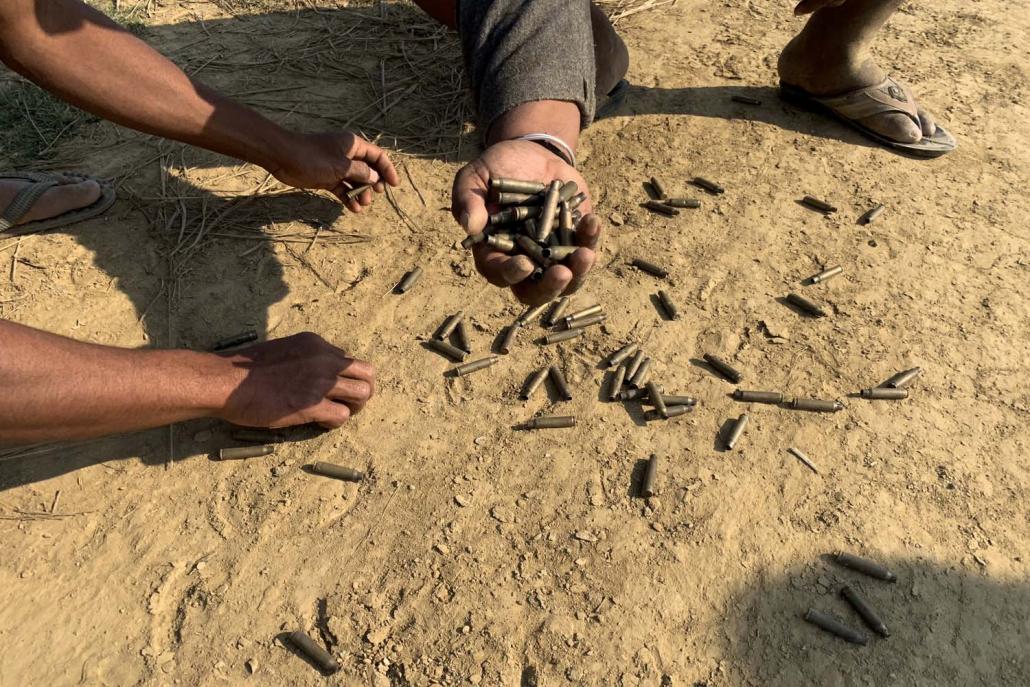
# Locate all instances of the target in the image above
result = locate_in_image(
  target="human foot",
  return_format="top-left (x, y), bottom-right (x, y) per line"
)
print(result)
top-left (0, 176), bottom-right (102, 226)
top-left (778, 33), bottom-right (938, 144)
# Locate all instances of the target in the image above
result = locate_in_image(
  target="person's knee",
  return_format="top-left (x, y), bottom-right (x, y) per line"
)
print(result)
top-left (590, 3), bottom-right (629, 96)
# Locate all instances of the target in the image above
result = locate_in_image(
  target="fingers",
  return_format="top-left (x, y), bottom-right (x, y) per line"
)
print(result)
top-left (917, 107), bottom-right (937, 138)
top-left (574, 214), bottom-right (602, 250)
top-left (512, 264), bottom-right (573, 305)
top-left (452, 163), bottom-right (490, 237)
top-left (500, 255), bottom-right (536, 285)
top-left (311, 399), bottom-right (351, 429)
top-left (351, 137), bottom-right (401, 187)
top-left (328, 376), bottom-right (373, 415)
top-left (338, 356), bottom-right (375, 392)
top-left (340, 159), bottom-right (380, 187)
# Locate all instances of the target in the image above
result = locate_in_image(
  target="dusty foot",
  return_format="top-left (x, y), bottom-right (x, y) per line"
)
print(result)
top-left (777, 34), bottom-right (938, 143)
top-left (0, 177), bottom-right (102, 226)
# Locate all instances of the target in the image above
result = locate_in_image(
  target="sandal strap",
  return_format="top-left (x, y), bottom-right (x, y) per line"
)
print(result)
top-left (0, 179), bottom-right (60, 232)
top-left (815, 76), bottom-right (920, 124)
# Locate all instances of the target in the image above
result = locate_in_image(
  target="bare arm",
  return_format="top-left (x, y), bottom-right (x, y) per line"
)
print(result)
top-left (0, 321), bottom-right (374, 445)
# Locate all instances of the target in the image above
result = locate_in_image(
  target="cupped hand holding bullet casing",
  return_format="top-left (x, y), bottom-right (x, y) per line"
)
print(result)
top-left (451, 140), bottom-right (602, 305)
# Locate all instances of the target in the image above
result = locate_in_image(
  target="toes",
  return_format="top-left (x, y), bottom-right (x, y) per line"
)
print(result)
top-left (21, 180), bottom-right (102, 224)
top-left (917, 107), bottom-right (937, 137)
top-left (859, 112), bottom-right (922, 144)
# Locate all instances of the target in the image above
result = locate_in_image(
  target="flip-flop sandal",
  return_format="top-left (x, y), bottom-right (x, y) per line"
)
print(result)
top-left (780, 76), bottom-right (956, 158)
top-left (596, 79), bottom-right (630, 120)
top-left (0, 171), bottom-right (116, 237)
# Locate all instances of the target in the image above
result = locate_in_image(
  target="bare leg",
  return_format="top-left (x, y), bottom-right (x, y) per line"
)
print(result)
top-left (0, 177), bottom-right (101, 226)
top-left (778, 0), bottom-right (938, 143)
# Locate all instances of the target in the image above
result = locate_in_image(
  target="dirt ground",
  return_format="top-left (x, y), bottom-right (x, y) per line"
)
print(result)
top-left (1, 0), bottom-right (1028, 684)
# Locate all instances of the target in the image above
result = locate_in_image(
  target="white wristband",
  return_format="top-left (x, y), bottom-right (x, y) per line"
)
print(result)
top-left (509, 133), bottom-right (577, 168)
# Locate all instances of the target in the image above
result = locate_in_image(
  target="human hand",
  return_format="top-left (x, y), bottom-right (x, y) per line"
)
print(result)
top-left (269, 131), bottom-right (401, 213)
top-left (214, 332), bottom-right (375, 429)
top-left (793, 0), bottom-right (846, 14)
top-left (452, 139), bottom-right (602, 305)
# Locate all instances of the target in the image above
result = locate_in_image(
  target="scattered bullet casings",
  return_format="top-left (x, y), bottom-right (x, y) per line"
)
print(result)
top-left (858, 204), bottom-right (885, 225)
top-left (520, 415), bottom-right (576, 429)
top-left (232, 428), bottom-right (283, 443)
top-left (641, 454), bottom-right (659, 497)
top-left (546, 296), bottom-right (571, 326)
top-left (435, 311), bottom-right (464, 340)
top-left (643, 200), bottom-right (679, 216)
top-left (288, 630), bottom-right (340, 673)
top-left (543, 328), bottom-right (584, 345)
top-left (454, 320), bottom-right (471, 353)
top-left (461, 232), bottom-right (486, 249)
top-left (217, 445), bottom-right (274, 461)
top-left (536, 180), bottom-right (562, 241)
top-left (881, 367), bottom-right (922, 389)
top-left (807, 265), bottom-right (843, 284)
top-left (426, 338), bottom-right (468, 362)
top-left (395, 267), bottom-right (423, 294)
top-left (542, 245), bottom-right (578, 261)
top-left (840, 586), bottom-right (890, 637)
top-left (648, 176), bottom-right (667, 200)
top-left (789, 398), bottom-right (843, 412)
top-left (520, 367), bottom-right (549, 400)
top-left (490, 177), bottom-right (546, 194)
top-left (604, 342), bottom-right (639, 369)
top-left (803, 609), bottom-right (868, 645)
top-left (608, 361), bottom-right (629, 402)
top-left (787, 447), bottom-right (819, 473)
top-left (619, 385), bottom-right (661, 401)
top-left (692, 177), bottom-right (725, 194)
top-left (549, 366), bottom-right (572, 401)
top-left (733, 389), bottom-right (783, 404)
top-left (624, 350), bottom-right (646, 381)
top-left (212, 330), bottom-right (258, 352)
top-left (645, 404), bottom-right (692, 420)
top-left (628, 357), bottom-right (652, 388)
top-left (724, 413), bottom-right (749, 449)
top-left (785, 292), bottom-right (828, 317)
top-left (665, 197), bottom-right (700, 209)
top-left (497, 323), bottom-right (520, 355)
top-left (646, 382), bottom-right (668, 419)
top-left (345, 184), bottom-right (372, 200)
top-left (859, 387), bottom-right (908, 400)
top-left (452, 356), bottom-right (498, 376)
top-left (834, 552), bottom-right (897, 582)
top-left (631, 258), bottom-right (668, 278)
top-left (517, 301), bottom-right (551, 326)
top-left (310, 461), bottom-right (364, 482)
top-left (567, 313), bottom-right (606, 331)
top-left (486, 234), bottom-right (516, 252)
top-left (731, 94), bottom-right (762, 105)
top-left (657, 289), bottom-right (680, 320)
top-left (801, 195), bottom-right (837, 214)
top-left (703, 353), bottom-right (743, 384)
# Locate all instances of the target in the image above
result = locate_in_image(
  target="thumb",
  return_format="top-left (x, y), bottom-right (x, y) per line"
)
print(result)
top-left (452, 164), bottom-right (489, 236)
top-left (341, 159), bottom-right (381, 187)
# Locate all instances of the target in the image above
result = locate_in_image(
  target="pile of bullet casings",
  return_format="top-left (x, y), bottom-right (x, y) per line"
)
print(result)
top-left (461, 177), bottom-right (588, 282)
top-left (803, 552), bottom-right (898, 645)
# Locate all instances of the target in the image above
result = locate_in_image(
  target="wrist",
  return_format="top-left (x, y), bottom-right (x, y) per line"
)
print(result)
top-left (486, 100), bottom-right (581, 152)
top-left (174, 349), bottom-right (244, 420)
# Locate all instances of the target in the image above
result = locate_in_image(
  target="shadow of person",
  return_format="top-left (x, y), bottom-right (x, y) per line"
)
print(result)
top-left (720, 555), bottom-right (1030, 684)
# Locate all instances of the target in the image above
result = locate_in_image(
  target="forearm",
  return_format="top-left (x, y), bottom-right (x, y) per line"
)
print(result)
top-left (0, 0), bottom-right (291, 171)
top-left (0, 320), bottom-right (231, 444)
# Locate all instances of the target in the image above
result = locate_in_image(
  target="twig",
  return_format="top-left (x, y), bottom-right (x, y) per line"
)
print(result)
top-left (402, 162), bottom-right (427, 206)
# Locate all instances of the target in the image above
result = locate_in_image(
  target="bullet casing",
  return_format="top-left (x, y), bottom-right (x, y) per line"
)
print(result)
top-left (786, 292), bottom-right (828, 317)
top-left (543, 328), bottom-right (584, 344)
top-left (558, 203), bottom-right (574, 245)
top-left (801, 195), bottom-right (837, 213)
top-left (619, 385), bottom-right (662, 401)
top-left (646, 404), bottom-right (692, 420)
top-left (834, 552), bottom-right (897, 582)
top-left (665, 198), bottom-right (701, 208)
top-left (311, 462), bottom-right (364, 482)
top-left (435, 311), bottom-right (464, 341)
top-left (631, 258), bottom-right (668, 278)
top-left (520, 367), bottom-right (549, 400)
top-left (660, 394), bottom-right (697, 406)
top-left (516, 235), bottom-right (551, 267)
top-left (566, 313), bottom-right (606, 330)
top-left (657, 290), bottom-right (680, 320)
top-left (548, 365), bottom-right (573, 401)
top-left (859, 204), bottom-right (885, 225)
top-left (803, 609), bottom-right (868, 645)
top-left (693, 177), bottom-right (725, 194)
top-left (608, 361), bottom-right (629, 401)
top-left (703, 353), bottom-right (743, 383)
top-left (454, 320), bottom-right (472, 353)
top-left (490, 178), bottom-right (546, 194)
top-left (486, 234), bottom-right (516, 252)
top-left (536, 180), bottom-right (562, 241)
top-left (628, 357), bottom-right (652, 388)
top-left (453, 356), bottom-right (499, 376)
top-left (395, 267), bottom-right (423, 293)
top-left (840, 586), bottom-right (890, 637)
top-left (605, 342), bottom-right (639, 368)
top-left (725, 413), bottom-right (749, 449)
top-left (733, 389), bottom-right (783, 404)
top-left (648, 176), bottom-right (667, 199)
top-left (787, 447), bottom-right (819, 473)
top-left (641, 454), bottom-right (659, 497)
top-left (643, 200), bottom-right (679, 216)
top-left (217, 445), bottom-right (274, 461)
top-left (517, 302), bottom-right (551, 326)
top-left (213, 330), bottom-right (258, 351)
top-left (646, 382), bottom-right (668, 419)
top-left (789, 398), bottom-right (843, 412)
top-left (882, 367), bottom-right (922, 389)
top-left (543, 245), bottom-right (578, 261)
top-left (546, 296), bottom-right (571, 326)
top-left (461, 232), bottom-right (486, 249)
top-left (808, 265), bottom-right (843, 284)
top-left (557, 180), bottom-right (579, 203)
top-left (491, 205), bottom-right (540, 225)
top-left (564, 304), bottom-right (602, 323)
top-left (860, 387), bottom-right (909, 400)
top-left (345, 184), bottom-right (372, 200)
top-left (288, 631), bottom-right (340, 673)
top-left (495, 191), bottom-right (541, 205)
top-left (624, 350), bottom-right (646, 381)
top-left (522, 415), bottom-right (576, 429)
top-left (498, 324), bottom-right (520, 355)
top-left (567, 192), bottom-right (587, 211)
top-left (427, 338), bottom-right (468, 362)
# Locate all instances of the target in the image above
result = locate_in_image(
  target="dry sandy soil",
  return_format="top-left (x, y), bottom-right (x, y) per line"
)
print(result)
top-left (1, 0), bottom-right (1028, 684)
